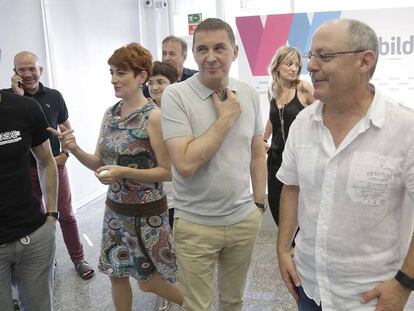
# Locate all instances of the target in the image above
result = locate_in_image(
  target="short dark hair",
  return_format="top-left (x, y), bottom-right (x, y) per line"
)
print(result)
top-left (150, 61), bottom-right (178, 83)
top-left (193, 18), bottom-right (236, 48)
top-left (162, 36), bottom-right (188, 59)
top-left (108, 43), bottom-right (153, 81)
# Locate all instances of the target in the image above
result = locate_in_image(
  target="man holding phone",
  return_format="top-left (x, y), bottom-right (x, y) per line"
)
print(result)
top-left (0, 48), bottom-right (58, 311)
top-left (7, 51), bottom-right (94, 280)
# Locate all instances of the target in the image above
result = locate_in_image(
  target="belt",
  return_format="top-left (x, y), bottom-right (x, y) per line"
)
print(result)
top-left (105, 196), bottom-right (167, 217)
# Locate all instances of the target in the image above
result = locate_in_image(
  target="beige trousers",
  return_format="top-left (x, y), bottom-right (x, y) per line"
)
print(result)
top-left (173, 209), bottom-right (262, 311)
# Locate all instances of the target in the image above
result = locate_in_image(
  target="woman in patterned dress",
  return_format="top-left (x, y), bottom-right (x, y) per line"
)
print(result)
top-left (56, 43), bottom-right (182, 310)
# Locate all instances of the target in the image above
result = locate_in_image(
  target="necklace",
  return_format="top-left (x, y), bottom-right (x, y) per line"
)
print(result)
top-left (278, 105), bottom-right (286, 144)
top-left (277, 87), bottom-right (293, 144)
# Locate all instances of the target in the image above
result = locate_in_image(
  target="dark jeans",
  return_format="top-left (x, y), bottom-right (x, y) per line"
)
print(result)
top-left (297, 286), bottom-right (322, 311)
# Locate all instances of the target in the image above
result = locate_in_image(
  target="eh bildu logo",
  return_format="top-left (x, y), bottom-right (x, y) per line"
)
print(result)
top-left (379, 36), bottom-right (414, 55)
top-left (236, 11), bottom-right (341, 76)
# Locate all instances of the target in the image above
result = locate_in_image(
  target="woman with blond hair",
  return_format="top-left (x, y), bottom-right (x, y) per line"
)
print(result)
top-left (264, 46), bottom-right (314, 226)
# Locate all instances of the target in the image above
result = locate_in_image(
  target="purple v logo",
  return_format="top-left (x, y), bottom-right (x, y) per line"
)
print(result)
top-left (236, 14), bottom-right (294, 76)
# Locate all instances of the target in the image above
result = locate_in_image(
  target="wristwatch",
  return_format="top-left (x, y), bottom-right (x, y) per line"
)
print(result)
top-left (395, 270), bottom-right (414, 290)
top-left (45, 211), bottom-right (59, 220)
top-left (255, 202), bottom-right (267, 212)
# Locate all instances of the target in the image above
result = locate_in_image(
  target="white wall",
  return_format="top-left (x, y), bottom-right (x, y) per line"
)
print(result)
top-left (0, 0), bottom-right (49, 87)
top-left (0, 0), bottom-right (170, 208)
top-left (42, 0), bottom-right (145, 207)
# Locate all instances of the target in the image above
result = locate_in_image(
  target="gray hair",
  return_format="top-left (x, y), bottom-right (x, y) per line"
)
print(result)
top-left (344, 19), bottom-right (379, 78)
top-left (162, 36), bottom-right (188, 59)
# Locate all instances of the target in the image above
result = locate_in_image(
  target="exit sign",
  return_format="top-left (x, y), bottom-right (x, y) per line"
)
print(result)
top-left (188, 13), bottom-right (202, 24)
top-left (188, 13), bottom-right (202, 35)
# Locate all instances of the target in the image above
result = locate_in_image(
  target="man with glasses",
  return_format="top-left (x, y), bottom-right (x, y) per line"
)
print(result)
top-left (0, 48), bottom-right (58, 310)
top-left (277, 19), bottom-right (414, 310)
top-left (7, 51), bottom-right (94, 280)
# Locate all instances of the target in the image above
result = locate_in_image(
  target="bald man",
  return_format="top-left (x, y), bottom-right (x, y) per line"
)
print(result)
top-left (0, 48), bottom-right (58, 311)
top-left (277, 19), bottom-right (414, 310)
top-left (8, 51), bottom-right (94, 280)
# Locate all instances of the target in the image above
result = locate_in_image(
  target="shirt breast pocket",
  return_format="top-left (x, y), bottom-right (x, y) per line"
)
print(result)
top-left (347, 151), bottom-right (401, 207)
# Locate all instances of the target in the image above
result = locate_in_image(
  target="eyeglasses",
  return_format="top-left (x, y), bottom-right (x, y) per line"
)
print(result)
top-left (303, 49), bottom-right (366, 62)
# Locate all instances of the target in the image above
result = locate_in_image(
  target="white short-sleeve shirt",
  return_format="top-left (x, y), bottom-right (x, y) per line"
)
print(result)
top-left (277, 87), bottom-right (414, 309)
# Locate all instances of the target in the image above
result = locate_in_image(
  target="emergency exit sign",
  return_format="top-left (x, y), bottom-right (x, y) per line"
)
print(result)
top-left (188, 13), bottom-right (202, 35)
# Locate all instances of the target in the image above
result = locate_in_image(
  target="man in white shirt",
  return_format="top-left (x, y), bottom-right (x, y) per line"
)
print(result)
top-left (276, 19), bottom-right (414, 310)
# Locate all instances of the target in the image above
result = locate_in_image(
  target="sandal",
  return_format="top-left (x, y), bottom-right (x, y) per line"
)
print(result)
top-left (13, 299), bottom-right (20, 310)
top-left (155, 296), bottom-right (171, 311)
top-left (74, 259), bottom-right (95, 280)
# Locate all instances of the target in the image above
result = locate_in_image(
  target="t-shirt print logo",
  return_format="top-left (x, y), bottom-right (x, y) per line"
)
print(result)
top-left (0, 130), bottom-right (22, 145)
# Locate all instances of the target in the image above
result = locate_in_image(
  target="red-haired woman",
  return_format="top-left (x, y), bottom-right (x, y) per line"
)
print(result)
top-left (54, 43), bottom-right (182, 311)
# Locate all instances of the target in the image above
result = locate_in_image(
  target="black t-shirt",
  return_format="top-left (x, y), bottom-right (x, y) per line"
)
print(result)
top-left (0, 90), bottom-right (49, 244)
top-left (4, 83), bottom-right (69, 158)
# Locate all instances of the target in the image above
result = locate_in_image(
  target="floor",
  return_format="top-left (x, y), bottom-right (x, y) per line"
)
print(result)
top-left (52, 195), bottom-right (414, 311)
top-left (52, 195), bottom-right (295, 311)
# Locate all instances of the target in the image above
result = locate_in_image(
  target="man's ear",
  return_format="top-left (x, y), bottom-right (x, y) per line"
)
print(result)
top-left (39, 66), bottom-right (44, 76)
top-left (232, 44), bottom-right (239, 61)
top-left (359, 50), bottom-right (376, 75)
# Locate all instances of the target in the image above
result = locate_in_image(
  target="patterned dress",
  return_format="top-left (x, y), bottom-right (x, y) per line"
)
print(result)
top-left (97, 99), bottom-right (176, 283)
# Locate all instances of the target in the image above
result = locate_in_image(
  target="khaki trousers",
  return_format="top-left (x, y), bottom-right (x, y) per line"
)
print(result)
top-left (174, 209), bottom-right (262, 311)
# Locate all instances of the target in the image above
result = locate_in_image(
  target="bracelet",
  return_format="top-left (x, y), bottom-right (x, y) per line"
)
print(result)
top-left (263, 139), bottom-right (268, 143)
top-left (395, 269), bottom-right (414, 290)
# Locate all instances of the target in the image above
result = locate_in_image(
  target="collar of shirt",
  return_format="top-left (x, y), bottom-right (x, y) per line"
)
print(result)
top-left (181, 67), bottom-right (198, 81)
top-left (187, 74), bottom-right (239, 100)
top-left (24, 82), bottom-right (45, 97)
top-left (308, 84), bottom-right (385, 129)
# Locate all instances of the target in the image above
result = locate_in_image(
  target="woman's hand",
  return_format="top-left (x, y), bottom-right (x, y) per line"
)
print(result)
top-left (47, 124), bottom-right (77, 152)
top-left (95, 165), bottom-right (125, 185)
